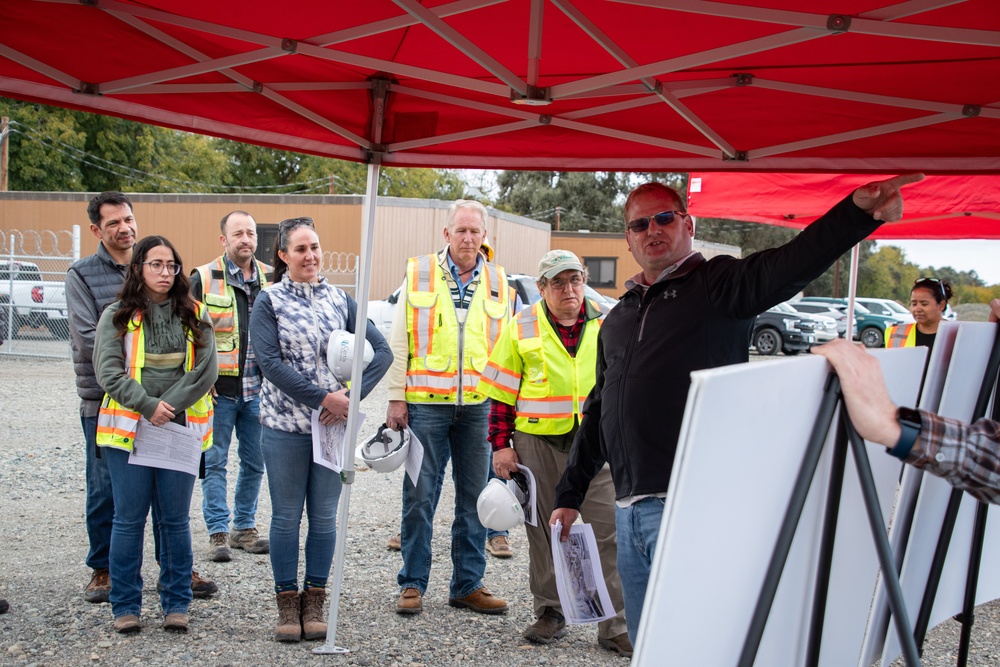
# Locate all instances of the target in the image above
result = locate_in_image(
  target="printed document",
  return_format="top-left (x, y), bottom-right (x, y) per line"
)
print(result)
top-left (550, 521), bottom-right (616, 624)
top-left (129, 417), bottom-right (202, 476)
top-left (312, 409), bottom-right (366, 473)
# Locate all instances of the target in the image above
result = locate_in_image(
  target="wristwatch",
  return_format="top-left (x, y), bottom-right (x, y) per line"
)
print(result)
top-left (888, 407), bottom-right (922, 460)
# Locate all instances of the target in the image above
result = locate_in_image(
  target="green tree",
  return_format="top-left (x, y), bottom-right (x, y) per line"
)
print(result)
top-left (495, 171), bottom-right (637, 231)
top-left (0, 99), bottom-right (85, 191)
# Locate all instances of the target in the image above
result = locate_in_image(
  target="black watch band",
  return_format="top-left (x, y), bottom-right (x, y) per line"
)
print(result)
top-left (888, 407), bottom-right (922, 460)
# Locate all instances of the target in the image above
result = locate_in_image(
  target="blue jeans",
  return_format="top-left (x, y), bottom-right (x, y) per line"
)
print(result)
top-left (260, 426), bottom-right (343, 592)
top-left (83, 414), bottom-right (113, 570)
top-left (615, 497), bottom-right (665, 645)
top-left (398, 402), bottom-right (490, 598)
top-left (105, 447), bottom-right (195, 618)
top-left (201, 394), bottom-right (265, 535)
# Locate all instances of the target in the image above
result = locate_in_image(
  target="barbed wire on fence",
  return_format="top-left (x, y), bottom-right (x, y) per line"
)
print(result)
top-left (322, 251), bottom-right (358, 274)
top-left (1, 229), bottom-right (77, 259)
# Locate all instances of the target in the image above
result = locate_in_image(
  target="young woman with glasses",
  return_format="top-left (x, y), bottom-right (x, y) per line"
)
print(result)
top-left (93, 235), bottom-right (218, 635)
top-left (249, 217), bottom-right (392, 642)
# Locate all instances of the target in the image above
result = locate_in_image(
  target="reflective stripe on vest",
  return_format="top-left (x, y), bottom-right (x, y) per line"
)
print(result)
top-left (195, 257), bottom-right (270, 376)
top-left (885, 323), bottom-right (916, 348)
top-left (96, 306), bottom-right (214, 452)
top-left (404, 253), bottom-right (511, 404)
top-left (479, 300), bottom-right (602, 436)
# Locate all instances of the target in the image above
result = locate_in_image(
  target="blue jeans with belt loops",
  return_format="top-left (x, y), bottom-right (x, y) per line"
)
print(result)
top-left (397, 402), bottom-right (490, 599)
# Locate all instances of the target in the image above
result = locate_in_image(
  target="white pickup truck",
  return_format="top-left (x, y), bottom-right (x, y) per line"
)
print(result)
top-left (1, 260), bottom-right (69, 341)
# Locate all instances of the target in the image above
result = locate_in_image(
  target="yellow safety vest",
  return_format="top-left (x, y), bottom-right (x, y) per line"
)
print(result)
top-left (479, 300), bottom-right (603, 436)
top-left (404, 252), bottom-right (511, 404)
top-left (96, 305), bottom-right (214, 452)
top-left (195, 257), bottom-right (270, 376)
top-left (885, 323), bottom-right (916, 348)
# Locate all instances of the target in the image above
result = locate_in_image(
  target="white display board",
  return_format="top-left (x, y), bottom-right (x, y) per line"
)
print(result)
top-left (879, 323), bottom-right (1000, 665)
top-left (634, 350), bottom-right (925, 666)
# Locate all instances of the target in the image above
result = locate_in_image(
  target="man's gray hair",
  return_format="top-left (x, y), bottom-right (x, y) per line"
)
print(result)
top-left (447, 199), bottom-right (488, 229)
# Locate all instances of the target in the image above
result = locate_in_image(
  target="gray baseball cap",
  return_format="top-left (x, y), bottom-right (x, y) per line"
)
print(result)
top-left (538, 249), bottom-right (584, 279)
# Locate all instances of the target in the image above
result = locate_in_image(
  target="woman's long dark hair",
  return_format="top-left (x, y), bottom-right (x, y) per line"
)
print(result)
top-left (272, 217), bottom-right (316, 283)
top-left (112, 236), bottom-right (206, 347)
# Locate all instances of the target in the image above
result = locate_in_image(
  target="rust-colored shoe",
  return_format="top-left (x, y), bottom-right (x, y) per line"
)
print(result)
top-left (598, 633), bottom-right (633, 658)
top-left (163, 613), bottom-right (188, 633)
top-left (486, 535), bottom-right (513, 558)
top-left (113, 614), bottom-right (141, 634)
top-left (447, 587), bottom-right (507, 615)
top-left (275, 591), bottom-right (302, 642)
top-left (396, 588), bottom-right (422, 615)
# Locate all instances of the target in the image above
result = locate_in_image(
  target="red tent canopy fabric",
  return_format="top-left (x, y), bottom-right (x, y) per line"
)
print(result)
top-left (2, 0), bottom-right (1000, 173)
top-left (687, 173), bottom-right (1000, 239)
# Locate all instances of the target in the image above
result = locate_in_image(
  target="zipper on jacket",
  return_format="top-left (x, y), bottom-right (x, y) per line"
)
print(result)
top-left (614, 291), bottom-right (648, 494)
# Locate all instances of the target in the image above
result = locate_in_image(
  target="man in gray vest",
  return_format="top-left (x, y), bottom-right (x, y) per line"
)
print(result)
top-left (67, 192), bottom-right (217, 602)
top-left (191, 211), bottom-right (271, 561)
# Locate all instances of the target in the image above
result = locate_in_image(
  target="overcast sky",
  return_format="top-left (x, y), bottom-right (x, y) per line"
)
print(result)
top-left (879, 240), bottom-right (1000, 286)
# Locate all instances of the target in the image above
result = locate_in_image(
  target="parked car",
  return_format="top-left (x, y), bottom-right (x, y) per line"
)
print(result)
top-left (854, 297), bottom-right (915, 324)
top-left (751, 305), bottom-right (818, 356)
top-left (774, 302), bottom-right (837, 343)
top-left (855, 295), bottom-right (955, 322)
top-left (788, 301), bottom-right (856, 339)
top-left (366, 273), bottom-right (617, 339)
top-left (797, 296), bottom-right (902, 348)
top-left (0, 260), bottom-right (69, 339)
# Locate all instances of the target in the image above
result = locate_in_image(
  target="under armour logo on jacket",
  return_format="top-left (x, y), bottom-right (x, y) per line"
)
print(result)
top-left (662, 290), bottom-right (678, 299)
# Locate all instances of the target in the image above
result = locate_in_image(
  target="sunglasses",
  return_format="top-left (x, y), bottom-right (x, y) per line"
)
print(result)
top-left (626, 210), bottom-right (686, 233)
top-left (913, 277), bottom-right (946, 301)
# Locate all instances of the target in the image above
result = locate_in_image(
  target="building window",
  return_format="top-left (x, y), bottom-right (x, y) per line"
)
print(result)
top-left (256, 224), bottom-right (278, 265)
top-left (584, 256), bottom-right (616, 288)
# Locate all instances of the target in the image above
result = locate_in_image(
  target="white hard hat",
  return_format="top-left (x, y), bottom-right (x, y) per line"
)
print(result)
top-left (327, 329), bottom-right (375, 384)
top-left (477, 478), bottom-right (524, 531)
top-left (360, 424), bottom-right (410, 473)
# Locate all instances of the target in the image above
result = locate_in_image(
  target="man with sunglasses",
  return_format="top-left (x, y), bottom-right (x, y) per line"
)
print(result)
top-left (479, 250), bottom-right (630, 656)
top-left (191, 211), bottom-right (273, 563)
top-left (551, 174), bottom-right (924, 645)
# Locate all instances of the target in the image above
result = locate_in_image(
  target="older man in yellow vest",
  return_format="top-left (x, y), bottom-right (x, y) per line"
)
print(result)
top-left (386, 200), bottom-right (513, 616)
top-left (479, 250), bottom-right (630, 657)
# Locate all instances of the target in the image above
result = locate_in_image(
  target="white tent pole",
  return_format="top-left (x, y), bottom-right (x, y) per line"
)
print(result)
top-left (313, 160), bottom-right (381, 655)
top-left (846, 244), bottom-right (860, 341)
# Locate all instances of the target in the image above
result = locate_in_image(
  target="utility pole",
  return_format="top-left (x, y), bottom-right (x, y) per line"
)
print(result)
top-left (328, 174), bottom-right (336, 195)
top-left (1, 117), bottom-right (9, 191)
top-left (555, 206), bottom-right (561, 231)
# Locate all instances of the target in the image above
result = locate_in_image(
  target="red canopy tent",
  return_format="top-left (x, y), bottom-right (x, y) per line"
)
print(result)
top-left (2, 0), bottom-right (1000, 173)
top-left (687, 173), bottom-right (1000, 239)
top-left (3, 0), bottom-right (1000, 657)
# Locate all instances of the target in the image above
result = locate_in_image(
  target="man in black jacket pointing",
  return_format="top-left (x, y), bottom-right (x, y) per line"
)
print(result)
top-left (551, 174), bottom-right (923, 644)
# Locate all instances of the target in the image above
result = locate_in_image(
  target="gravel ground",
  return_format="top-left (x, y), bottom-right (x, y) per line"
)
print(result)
top-left (2, 355), bottom-right (999, 666)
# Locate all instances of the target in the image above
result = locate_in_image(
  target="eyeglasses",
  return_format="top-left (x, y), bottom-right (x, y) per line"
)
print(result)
top-left (548, 275), bottom-right (584, 290)
top-left (142, 261), bottom-right (181, 275)
top-left (913, 277), bottom-right (946, 301)
top-left (626, 210), bottom-right (686, 233)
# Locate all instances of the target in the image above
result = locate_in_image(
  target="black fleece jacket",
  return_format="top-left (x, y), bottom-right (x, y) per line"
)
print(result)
top-left (555, 195), bottom-right (882, 506)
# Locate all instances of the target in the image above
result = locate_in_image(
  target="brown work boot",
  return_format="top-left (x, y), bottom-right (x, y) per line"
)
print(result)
top-left (208, 532), bottom-right (232, 562)
top-left (447, 586), bottom-right (508, 615)
top-left (486, 535), bottom-right (513, 558)
top-left (230, 527), bottom-right (270, 554)
top-left (274, 591), bottom-right (302, 642)
top-left (85, 568), bottom-right (111, 603)
top-left (191, 570), bottom-right (218, 598)
top-left (396, 587), bottom-right (422, 615)
top-left (599, 633), bottom-right (634, 658)
top-left (523, 607), bottom-right (566, 644)
top-left (300, 587), bottom-right (327, 640)
top-left (113, 614), bottom-right (141, 634)
top-left (387, 533), bottom-right (401, 551)
top-left (163, 612), bottom-right (188, 633)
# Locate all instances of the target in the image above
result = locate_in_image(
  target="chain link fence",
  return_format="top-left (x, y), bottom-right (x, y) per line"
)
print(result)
top-left (1, 227), bottom-right (79, 359)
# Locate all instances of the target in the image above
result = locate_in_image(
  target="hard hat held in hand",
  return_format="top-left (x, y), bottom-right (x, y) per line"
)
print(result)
top-left (477, 478), bottom-right (524, 531)
top-left (327, 329), bottom-right (375, 384)
top-left (360, 424), bottom-right (410, 473)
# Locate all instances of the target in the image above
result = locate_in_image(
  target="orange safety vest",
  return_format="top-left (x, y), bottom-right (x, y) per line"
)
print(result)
top-left (195, 256), bottom-right (271, 376)
top-left (885, 323), bottom-right (916, 348)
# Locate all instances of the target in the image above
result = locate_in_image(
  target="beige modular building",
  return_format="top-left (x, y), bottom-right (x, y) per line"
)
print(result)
top-left (1, 192), bottom-right (739, 300)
